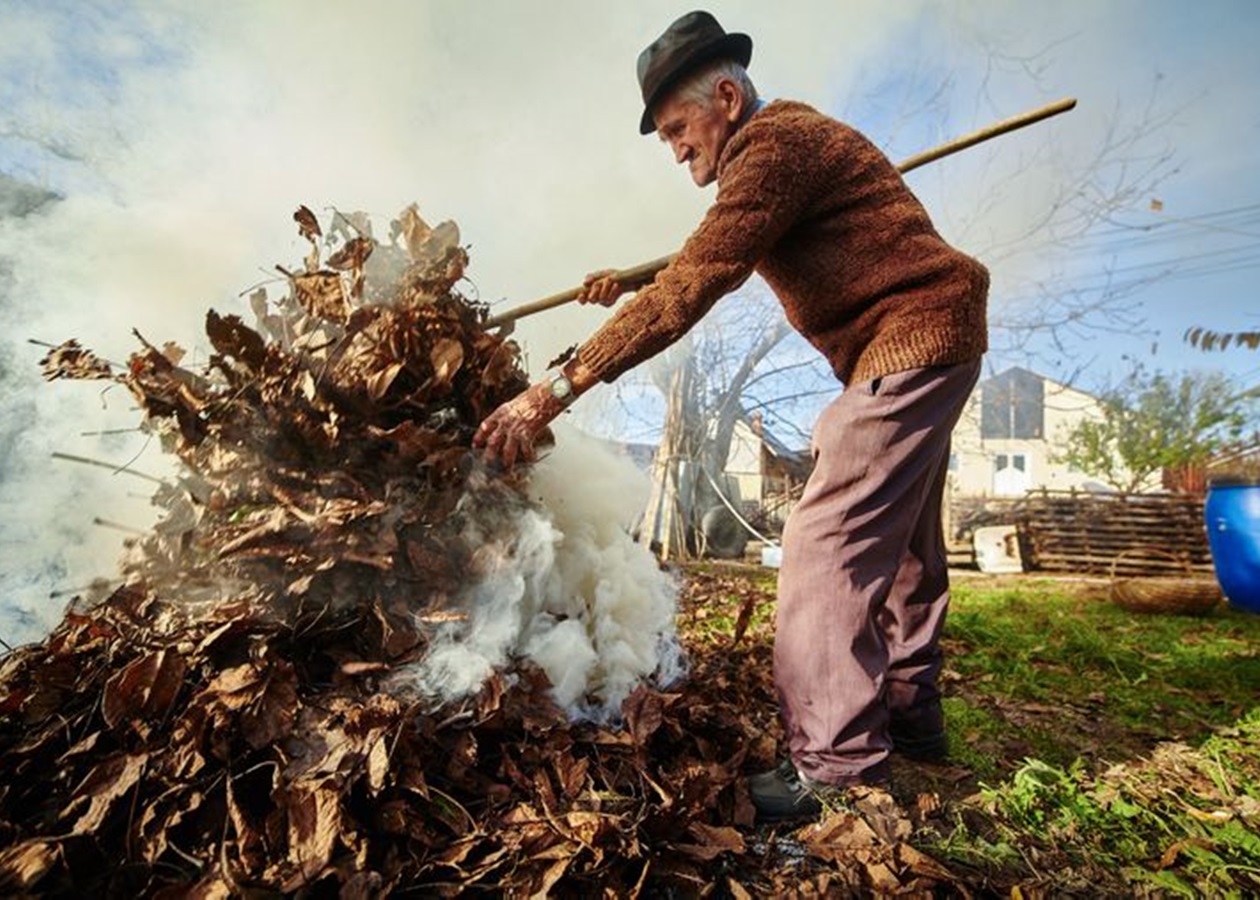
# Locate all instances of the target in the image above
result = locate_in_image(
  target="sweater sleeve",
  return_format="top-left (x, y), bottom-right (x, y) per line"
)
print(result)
top-left (576, 115), bottom-right (814, 383)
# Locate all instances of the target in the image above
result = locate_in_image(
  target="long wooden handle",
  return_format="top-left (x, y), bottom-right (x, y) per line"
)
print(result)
top-left (485, 96), bottom-right (1077, 329)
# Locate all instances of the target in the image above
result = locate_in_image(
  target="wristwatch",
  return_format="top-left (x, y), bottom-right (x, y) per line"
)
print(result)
top-left (546, 368), bottom-right (576, 406)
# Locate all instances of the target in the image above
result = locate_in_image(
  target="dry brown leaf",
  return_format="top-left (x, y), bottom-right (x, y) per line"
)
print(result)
top-left (101, 648), bottom-right (187, 732)
top-left (530, 856), bottom-right (571, 898)
top-left (365, 361), bottom-right (403, 401)
top-left (206, 310), bottom-right (268, 372)
top-left (397, 204), bottom-right (432, 262)
top-left (326, 235), bottom-right (374, 272)
top-left (39, 339), bottom-right (113, 381)
top-left (67, 752), bottom-right (148, 835)
top-left (294, 205), bottom-right (321, 241)
top-left (893, 843), bottom-right (957, 883)
top-left (678, 821), bottom-right (745, 860)
top-left (803, 809), bottom-right (879, 859)
top-left (367, 737), bottom-right (390, 795)
top-left (292, 271), bottom-right (349, 322)
top-left (430, 336), bottom-right (465, 385)
top-left (282, 782), bottom-right (342, 890)
top-left (864, 859), bottom-right (901, 893)
top-left (240, 662), bottom-right (299, 749)
top-left (623, 688), bottom-right (679, 748)
top-left (0, 840), bottom-right (60, 891)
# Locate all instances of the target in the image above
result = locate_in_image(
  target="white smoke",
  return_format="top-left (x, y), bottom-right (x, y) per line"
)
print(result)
top-left (394, 423), bottom-right (685, 721)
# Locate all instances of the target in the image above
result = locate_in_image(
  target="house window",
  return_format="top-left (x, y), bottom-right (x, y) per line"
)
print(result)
top-left (995, 454), bottom-right (1028, 473)
top-left (981, 369), bottom-right (1045, 440)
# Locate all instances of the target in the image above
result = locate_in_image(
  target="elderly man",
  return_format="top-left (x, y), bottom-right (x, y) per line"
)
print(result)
top-left (474, 10), bottom-right (988, 822)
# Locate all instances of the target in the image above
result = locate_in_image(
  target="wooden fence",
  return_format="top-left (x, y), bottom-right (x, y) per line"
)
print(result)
top-left (1013, 490), bottom-right (1211, 576)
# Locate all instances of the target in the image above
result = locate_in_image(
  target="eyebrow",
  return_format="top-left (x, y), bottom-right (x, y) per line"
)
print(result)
top-left (659, 120), bottom-right (684, 141)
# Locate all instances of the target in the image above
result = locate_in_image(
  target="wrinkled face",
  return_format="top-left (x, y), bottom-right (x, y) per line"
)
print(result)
top-left (653, 79), bottom-right (744, 187)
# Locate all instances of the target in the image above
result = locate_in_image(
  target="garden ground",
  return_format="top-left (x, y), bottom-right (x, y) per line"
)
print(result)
top-left (678, 562), bottom-right (1260, 895)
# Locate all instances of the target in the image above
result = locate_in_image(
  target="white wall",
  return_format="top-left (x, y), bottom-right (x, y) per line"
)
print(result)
top-left (724, 419), bottom-right (766, 505)
top-left (950, 374), bottom-right (1121, 497)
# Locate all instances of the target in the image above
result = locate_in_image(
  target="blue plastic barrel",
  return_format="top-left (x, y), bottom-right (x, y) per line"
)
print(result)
top-left (1205, 478), bottom-right (1260, 613)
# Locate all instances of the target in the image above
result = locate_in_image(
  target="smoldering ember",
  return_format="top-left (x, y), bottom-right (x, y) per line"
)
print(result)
top-left (0, 205), bottom-right (996, 896)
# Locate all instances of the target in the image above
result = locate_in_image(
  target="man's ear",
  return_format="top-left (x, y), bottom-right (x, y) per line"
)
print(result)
top-left (715, 78), bottom-right (744, 123)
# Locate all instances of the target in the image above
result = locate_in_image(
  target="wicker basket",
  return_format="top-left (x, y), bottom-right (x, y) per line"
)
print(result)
top-left (1109, 548), bottom-right (1223, 615)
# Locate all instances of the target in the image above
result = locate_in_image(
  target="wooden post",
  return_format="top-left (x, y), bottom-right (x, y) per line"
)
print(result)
top-left (641, 363), bottom-right (695, 561)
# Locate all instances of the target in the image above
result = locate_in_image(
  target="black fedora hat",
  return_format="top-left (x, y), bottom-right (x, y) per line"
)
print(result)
top-left (637, 11), bottom-right (752, 135)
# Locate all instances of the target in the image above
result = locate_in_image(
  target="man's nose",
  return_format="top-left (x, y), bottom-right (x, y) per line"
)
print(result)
top-left (672, 141), bottom-right (691, 165)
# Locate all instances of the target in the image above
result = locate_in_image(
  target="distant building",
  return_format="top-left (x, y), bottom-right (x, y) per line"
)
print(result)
top-left (949, 366), bottom-right (1150, 497)
top-left (720, 412), bottom-right (811, 527)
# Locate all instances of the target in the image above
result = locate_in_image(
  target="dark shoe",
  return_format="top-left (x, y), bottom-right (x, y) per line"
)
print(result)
top-left (748, 760), bottom-right (852, 823)
top-left (889, 699), bottom-right (949, 762)
top-left (890, 727), bottom-right (949, 762)
top-left (748, 759), bottom-right (797, 793)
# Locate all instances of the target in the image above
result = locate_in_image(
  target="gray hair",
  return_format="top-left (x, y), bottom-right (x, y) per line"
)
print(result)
top-left (669, 58), bottom-right (759, 111)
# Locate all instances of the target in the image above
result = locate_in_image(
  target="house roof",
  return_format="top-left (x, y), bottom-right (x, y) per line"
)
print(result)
top-left (741, 413), bottom-right (807, 462)
top-left (979, 366), bottom-right (1099, 402)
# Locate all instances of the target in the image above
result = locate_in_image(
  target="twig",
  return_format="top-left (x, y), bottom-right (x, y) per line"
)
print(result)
top-left (51, 450), bottom-right (167, 484)
top-left (237, 272), bottom-right (286, 297)
top-left (92, 517), bottom-right (146, 535)
top-left (78, 427), bottom-right (144, 437)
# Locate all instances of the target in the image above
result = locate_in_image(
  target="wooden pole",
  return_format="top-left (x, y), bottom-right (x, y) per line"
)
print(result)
top-left (484, 96), bottom-right (1077, 329)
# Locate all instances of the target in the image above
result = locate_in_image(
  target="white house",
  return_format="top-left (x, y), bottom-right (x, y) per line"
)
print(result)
top-left (950, 367), bottom-right (1129, 497)
top-left (720, 412), bottom-right (811, 525)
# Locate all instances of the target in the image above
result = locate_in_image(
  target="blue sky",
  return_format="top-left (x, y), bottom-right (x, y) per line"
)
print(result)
top-left (2, 1), bottom-right (1256, 386)
top-left (1, 0), bottom-right (1259, 640)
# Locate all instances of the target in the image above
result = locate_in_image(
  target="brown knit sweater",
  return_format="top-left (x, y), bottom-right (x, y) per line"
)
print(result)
top-left (576, 100), bottom-right (988, 387)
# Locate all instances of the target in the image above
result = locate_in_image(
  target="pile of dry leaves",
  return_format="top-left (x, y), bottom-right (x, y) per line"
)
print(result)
top-left (0, 207), bottom-right (963, 896)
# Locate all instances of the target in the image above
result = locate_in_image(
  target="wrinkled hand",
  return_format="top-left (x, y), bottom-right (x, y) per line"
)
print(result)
top-left (473, 381), bottom-right (565, 468)
top-left (577, 269), bottom-right (625, 307)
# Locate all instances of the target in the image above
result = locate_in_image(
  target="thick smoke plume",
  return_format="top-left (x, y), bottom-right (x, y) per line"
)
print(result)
top-left (398, 424), bottom-right (686, 720)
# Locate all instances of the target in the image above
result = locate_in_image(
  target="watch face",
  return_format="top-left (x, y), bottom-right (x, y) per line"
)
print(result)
top-left (550, 375), bottom-right (573, 400)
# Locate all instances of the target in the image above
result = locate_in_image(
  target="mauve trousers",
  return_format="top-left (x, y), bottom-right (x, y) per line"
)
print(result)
top-left (775, 360), bottom-right (981, 784)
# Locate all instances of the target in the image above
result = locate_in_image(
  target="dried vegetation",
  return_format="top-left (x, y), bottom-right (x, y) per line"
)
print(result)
top-left (2, 207), bottom-right (953, 896)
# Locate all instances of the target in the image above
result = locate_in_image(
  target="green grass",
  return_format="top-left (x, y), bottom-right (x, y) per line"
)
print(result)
top-left (944, 579), bottom-right (1260, 768)
top-left (932, 712), bottom-right (1260, 894)
top-left (680, 564), bottom-right (1260, 893)
top-left (934, 577), bottom-right (1260, 894)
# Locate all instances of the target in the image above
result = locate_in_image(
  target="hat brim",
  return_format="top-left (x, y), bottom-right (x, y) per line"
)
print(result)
top-left (639, 33), bottom-right (752, 135)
